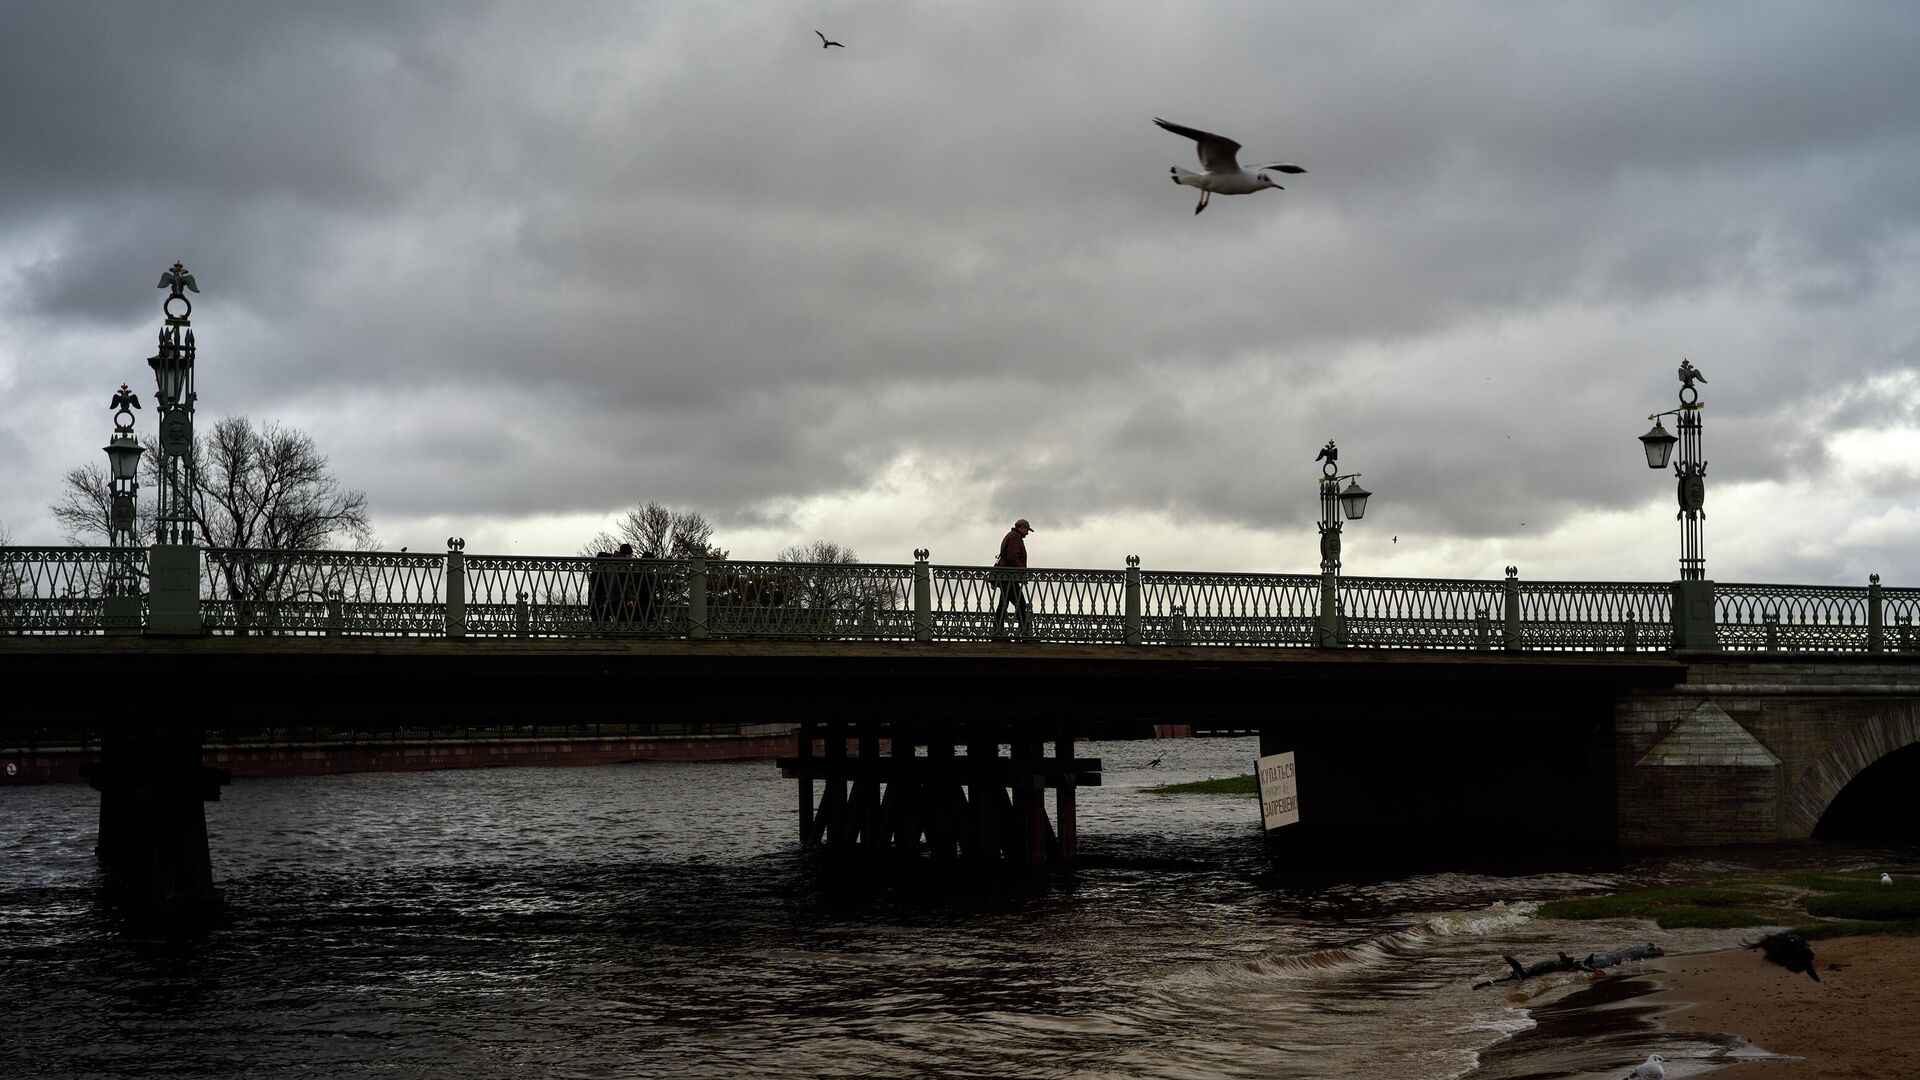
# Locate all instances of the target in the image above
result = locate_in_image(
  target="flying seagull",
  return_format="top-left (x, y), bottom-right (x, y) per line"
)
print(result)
top-left (815, 30), bottom-right (845, 48)
top-left (1154, 118), bottom-right (1305, 214)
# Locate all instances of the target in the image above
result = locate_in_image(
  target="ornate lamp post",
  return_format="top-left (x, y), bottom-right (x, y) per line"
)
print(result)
top-left (102, 385), bottom-right (146, 633)
top-left (145, 262), bottom-right (203, 634)
top-left (1639, 359), bottom-right (1716, 648)
top-left (1314, 439), bottom-right (1372, 646)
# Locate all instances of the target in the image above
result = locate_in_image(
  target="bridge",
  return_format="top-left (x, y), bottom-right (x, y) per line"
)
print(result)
top-left (5, 543), bottom-right (1919, 911)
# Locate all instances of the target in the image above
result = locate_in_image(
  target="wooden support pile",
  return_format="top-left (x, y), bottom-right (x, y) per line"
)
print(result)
top-left (777, 723), bottom-right (1100, 866)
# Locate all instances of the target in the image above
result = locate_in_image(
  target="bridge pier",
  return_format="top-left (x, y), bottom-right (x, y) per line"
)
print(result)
top-left (81, 723), bottom-right (229, 910)
top-left (780, 723), bottom-right (1099, 866)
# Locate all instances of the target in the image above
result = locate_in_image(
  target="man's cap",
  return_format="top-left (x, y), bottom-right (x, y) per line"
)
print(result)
top-left (1014, 518), bottom-right (1033, 530)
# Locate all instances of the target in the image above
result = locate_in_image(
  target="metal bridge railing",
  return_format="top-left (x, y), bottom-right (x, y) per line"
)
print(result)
top-left (0, 546), bottom-right (146, 634)
top-left (1136, 569), bottom-right (1319, 646)
top-left (1517, 581), bottom-right (1674, 652)
top-left (201, 548), bottom-right (447, 636)
top-left (4, 543), bottom-right (1919, 653)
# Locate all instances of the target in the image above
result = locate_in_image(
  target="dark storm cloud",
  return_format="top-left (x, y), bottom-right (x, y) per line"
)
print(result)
top-left (4, 2), bottom-right (1919, 578)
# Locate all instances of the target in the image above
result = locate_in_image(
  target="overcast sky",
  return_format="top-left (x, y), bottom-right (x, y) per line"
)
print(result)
top-left (4, 2), bottom-right (1919, 585)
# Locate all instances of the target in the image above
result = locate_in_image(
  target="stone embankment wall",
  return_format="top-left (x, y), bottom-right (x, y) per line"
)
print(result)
top-left (1, 725), bottom-right (800, 785)
top-left (1614, 655), bottom-right (1920, 844)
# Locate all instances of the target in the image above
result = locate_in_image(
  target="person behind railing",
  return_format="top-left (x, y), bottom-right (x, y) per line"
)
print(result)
top-left (589, 547), bottom-right (621, 629)
top-left (991, 518), bottom-right (1034, 641)
top-left (625, 547), bottom-right (660, 629)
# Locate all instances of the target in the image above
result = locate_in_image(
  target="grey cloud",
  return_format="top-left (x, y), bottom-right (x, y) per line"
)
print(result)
top-left (5, 2), bottom-right (1920, 577)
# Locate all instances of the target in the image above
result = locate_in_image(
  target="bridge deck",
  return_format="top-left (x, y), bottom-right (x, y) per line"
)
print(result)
top-left (1, 637), bottom-right (1688, 725)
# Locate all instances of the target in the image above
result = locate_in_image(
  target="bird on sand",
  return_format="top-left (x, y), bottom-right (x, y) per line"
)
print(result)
top-left (1883, 872), bottom-right (1895, 885)
top-left (1154, 118), bottom-right (1305, 214)
top-left (1743, 931), bottom-right (1820, 981)
top-left (1624, 1053), bottom-right (1664, 1080)
top-left (814, 30), bottom-right (845, 48)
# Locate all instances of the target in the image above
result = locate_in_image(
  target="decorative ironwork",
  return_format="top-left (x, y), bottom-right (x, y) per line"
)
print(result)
top-left (0, 547), bottom-right (146, 633)
top-left (1138, 569), bottom-right (1319, 645)
top-left (929, 565), bottom-right (1129, 642)
top-left (8, 542), bottom-right (1920, 653)
top-left (201, 549), bottom-right (446, 635)
top-left (1341, 575), bottom-right (1506, 649)
top-left (149, 263), bottom-right (199, 545)
top-left (706, 560), bottom-right (916, 640)
top-left (1716, 582), bottom-right (1872, 652)
top-left (1516, 581), bottom-right (1674, 651)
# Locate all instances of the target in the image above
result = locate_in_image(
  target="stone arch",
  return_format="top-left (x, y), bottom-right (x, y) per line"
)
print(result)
top-left (1782, 702), bottom-right (1920, 838)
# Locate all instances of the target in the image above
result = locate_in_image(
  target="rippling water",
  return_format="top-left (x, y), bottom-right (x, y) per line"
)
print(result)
top-left (1, 737), bottom-right (1908, 1079)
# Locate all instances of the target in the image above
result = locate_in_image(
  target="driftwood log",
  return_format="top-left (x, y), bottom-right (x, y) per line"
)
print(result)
top-left (1472, 943), bottom-right (1665, 990)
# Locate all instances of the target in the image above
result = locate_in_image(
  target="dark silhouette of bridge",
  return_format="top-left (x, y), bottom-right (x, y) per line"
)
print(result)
top-left (5, 543), bottom-right (1920, 911)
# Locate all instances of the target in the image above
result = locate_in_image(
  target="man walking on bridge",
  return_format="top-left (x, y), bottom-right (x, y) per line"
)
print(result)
top-left (992, 518), bottom-right (1034, 641)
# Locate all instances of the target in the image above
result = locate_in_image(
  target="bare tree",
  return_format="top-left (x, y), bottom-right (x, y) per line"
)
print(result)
top-left (192, 417), bottom-right (370, 552)
top-left (583, 501), bottom-right (728, 560)
top-left (773, 539), bottom-right (874, 615)
top-left (48, 418), bottom-right (371, 624)
top-left (776, 540), bottom-right (858, 566)
top-left (50, 459), bottom-right (156, 545)
top-left (49, 418), bottom-right (369, 552)
top-left (0, 520), bottom-right (19, 600)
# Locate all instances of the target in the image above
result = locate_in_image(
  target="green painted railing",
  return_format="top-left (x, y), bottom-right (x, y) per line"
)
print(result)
top-left (2, 544), bottom-right (1917, 653)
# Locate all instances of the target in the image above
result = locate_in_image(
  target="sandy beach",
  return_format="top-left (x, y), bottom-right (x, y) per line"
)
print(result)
top-left (1651, 934), bottom-right (1920, 1078)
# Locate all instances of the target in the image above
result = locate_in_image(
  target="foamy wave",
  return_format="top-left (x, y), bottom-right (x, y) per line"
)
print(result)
top-left (1420, 900), bottom-right (1540, 937)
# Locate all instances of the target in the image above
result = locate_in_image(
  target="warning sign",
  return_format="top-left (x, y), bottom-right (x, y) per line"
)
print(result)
top-left (1257, 751), bottom-right (1299, 830)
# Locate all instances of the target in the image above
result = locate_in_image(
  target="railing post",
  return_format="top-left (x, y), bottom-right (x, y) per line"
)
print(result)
top-left (689, 557), bottom-right (708, 639)
top-left (912, 549), bottom-right (932, 642)
top-left (1169, 603), bottom-right (1187, 645)
top-left (444, 537), bottom-right (466, 639)
top-left (1475, 608), bottom-right (1490, 650)
top-left (1868, 574), bottom-right (1884, 653)
top-left (1764, 611), bottom-right (1780, 652)
top-left (145, 542), bottom-right (202, 636)
top-left (861, 597), bottom-right (877, 640)
top-left (1671, 578), bottom-right (1719, 650)
top-left (515, 590), bottom-right (530, 639)
top-left (1503, 566), bottom-right (1521, 652)
top-left (1899, 614), bottom-right (1913, 653)
top-left (1317, 571), bottom-right (1340, 648)
top-left (326, 591), bottom-right (343, 638)
top-left (1124, 555), bottom-right (1142, 646)
top-left (1623, 614), bottom-right (1638, 653)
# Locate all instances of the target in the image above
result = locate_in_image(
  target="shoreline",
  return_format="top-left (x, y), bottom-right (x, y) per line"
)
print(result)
top-left (1649, 933), bottom-right (1920, 1078)
top-left (0, 728), bottom-right (801, 784)
top-left (1467, 933), bottom-right (1920, 1078)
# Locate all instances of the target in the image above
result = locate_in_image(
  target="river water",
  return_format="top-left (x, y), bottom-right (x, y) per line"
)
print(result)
top-left (0, 737), bottom-right (1907, 1079)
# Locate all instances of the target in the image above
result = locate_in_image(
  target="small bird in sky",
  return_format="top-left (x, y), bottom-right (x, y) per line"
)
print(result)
top-left (1154, 118), bottom-right (1305, 214)
top-left (814, 30), bottom-right (845, 48)
top-left (1392, 536), bottom-right (1398, 543)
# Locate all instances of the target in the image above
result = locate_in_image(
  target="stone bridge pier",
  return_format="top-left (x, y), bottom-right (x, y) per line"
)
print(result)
top-left (1613, 654), bottom-right (1920, 845)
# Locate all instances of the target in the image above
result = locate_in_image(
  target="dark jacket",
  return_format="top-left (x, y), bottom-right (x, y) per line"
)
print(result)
top-left (996, 529), bottom-right (1028, 569)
